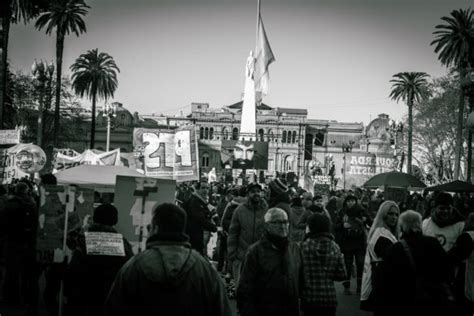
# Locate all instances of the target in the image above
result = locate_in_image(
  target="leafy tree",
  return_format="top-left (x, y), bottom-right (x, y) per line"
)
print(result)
top-left (431, 8), bottom-right (474, 180)
top-left (35, 0), bottom-right (89, 146)
top-left (70, 48), bottom-right (120, 149)
top-left (389, 72), bottom-right (430, 175)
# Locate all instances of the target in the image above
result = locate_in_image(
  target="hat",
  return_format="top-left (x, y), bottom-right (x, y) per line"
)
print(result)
top-left (93, 204), bottom-right (118, 226)
top-left (247, 183), bottom-right (262, 194)
top-left (434, 192), bottom-right (453, 207)
top-left (307, 213), bottom-right (331, 234)
top-left (269, 178), bottom-right (288, 195)
top-left (153, 203), bottom-right (187, 233)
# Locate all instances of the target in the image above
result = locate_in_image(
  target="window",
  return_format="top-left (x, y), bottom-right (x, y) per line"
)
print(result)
top-left (210, 127), bottom-right (214, 140)
top-left (258, 129), bottom-right (264, 141)
top-left (292, 131), bottom-right (297, 143)
top-left (314, 132), bottom-right (325, 146)
top-left (204, 127), bottom-right (209, 140)
top-left (287, 131), bottom-right (292, 144)
top-left (282, 131), bottom-right (287, 143)
top-left (232, 127), bottom-right (239, 140)
top-left (202, 152), bottom-right (210, 167)
top-left (222, 128), bottom-right (228, 140)
top-left (199, 127), bottom-right (204, 139)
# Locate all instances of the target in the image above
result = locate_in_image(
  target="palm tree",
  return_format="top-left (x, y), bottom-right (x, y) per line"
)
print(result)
top-left (0, 0), bottom-right (46, 128)
top-left (70, 49), bottom-right (120, 149)
top-left (389, 72), bottom-right (430, 175)
top-left (431, 8), bottom-right (474, 180)
top-left (35, 0), bottom-right (89, 146)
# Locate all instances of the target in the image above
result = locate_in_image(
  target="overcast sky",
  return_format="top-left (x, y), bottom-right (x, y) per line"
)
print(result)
top-left (9, 0), bottom-right (472, 125)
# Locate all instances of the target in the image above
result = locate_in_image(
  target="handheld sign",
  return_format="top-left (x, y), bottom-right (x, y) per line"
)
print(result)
top-left (85, 232), bottom-right (125, 256)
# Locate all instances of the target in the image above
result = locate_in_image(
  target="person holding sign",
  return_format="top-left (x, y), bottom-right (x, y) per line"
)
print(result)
top-left (104, 203), bottom-right (232, 316)
top-left (65, 204), bottom-right (133, 316)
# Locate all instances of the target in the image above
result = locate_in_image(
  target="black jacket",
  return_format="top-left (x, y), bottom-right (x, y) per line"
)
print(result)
top-left (184, 193), bottom-right (217, 254)
top-left (1, 193), bottom-right (37, 245)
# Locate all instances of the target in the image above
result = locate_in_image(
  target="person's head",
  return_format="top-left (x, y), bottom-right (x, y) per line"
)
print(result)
top-left (368, 200), bottom-right (400, 240)
top-left (307, 212), bottom-right (332, 234)
top-left (14, 182), bottom-right (30, 195)
top-left (302, 192), bottom-right (313, 209)
top-left (268, 178), bottom-right (290, 205)
top-left (343, 195), bottom-right (358, 209)
top-left (399, 210), bottom-right (422, 236)
top-left (291, 196), bottom-right (302, 207)
top-left (264, 207), bottom-right (289, 238)
top-left (194, 181), bottom-right (210, 198)
top-left (247, 183), bottom-right (262, 204)
top-left (313, 194), bottom-right (324, 208)
top-left (233, 141), bottom-right (255, 168)
top-left (93, 204), bottom-right (118, 226)
top-left (150, 203), bottom-right (187, 238)
top-left (432, 192), bottom-right (453, 221)
top-left (464, 213), bottom-right (474, 232)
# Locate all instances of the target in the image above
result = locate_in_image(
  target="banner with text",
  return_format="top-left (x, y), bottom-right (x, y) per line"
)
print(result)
top-left (53, 148), bottom-right (121, 173)
top-left (133, 126), bottom-right (199, 182)
top-left (344, 153), bottom-right (397, 189)
top-left (0, 129), bottom-right (20, 145)
top-left (0, 143), bottom-right (47, 183)
top-left (221, 140), bottom-right (269, 169)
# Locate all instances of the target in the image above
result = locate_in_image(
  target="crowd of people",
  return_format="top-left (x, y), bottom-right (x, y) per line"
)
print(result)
top-left (0, 175), bottom-right (473, 316)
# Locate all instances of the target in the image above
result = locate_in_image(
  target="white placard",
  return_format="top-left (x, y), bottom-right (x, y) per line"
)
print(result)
top-left (0, 129), bottom-right (20, 145)
top-left (85, 232), bottom-right (125, 256)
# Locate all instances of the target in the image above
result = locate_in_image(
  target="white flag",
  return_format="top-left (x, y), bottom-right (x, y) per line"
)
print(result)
top-left (254, 13), bottom-right (275, 101)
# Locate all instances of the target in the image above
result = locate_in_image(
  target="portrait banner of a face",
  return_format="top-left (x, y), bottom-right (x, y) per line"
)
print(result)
top-left (221, 140), bottom-right (269, 169)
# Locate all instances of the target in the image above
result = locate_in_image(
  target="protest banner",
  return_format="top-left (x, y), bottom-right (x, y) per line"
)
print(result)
top-left (344, 153), bottom-right (397, 189)
top-left (36, 185), bottom-right (94, 263)
top-left (313, 175), bottom-right (331, 196)
top-left (220, 140), bottom-right (269, 169)
top-left (85, 232), bottom-right (125, 256)
top-left (114, 175), bottom-right (176, 253)
top-left (0, 143), bottom-right (47, 183)
top-left (53, 148), bottom-right (121, 172)
top-left (133, 125), bottom-right (199, 181)
top-left (0, 129), bottom-right (20, 145)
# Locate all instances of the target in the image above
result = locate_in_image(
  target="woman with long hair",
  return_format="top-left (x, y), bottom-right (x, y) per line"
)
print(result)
top-left (360, 200), bottom-right (400, 313)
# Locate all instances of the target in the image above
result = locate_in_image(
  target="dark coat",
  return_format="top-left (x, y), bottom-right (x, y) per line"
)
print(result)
top-left (378, 233), bottom-right (451, 316)
top-left (65, 224), bottom-right (134, 316)
top-left (236, 235), bottom-right (301, 316)
top-left (104, 234), bottom-right (232, 316)
top-left (1, 193), bottom-right (37, 246)
top-left (184, 194), bottom-right (217, 254)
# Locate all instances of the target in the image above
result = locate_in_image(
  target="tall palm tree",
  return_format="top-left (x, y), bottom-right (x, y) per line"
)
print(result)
top-left (431, 8), bottom-right (474, 180)
top-left (35, 0), bottom-right (89, 146)
top-left (70, 49), bottom-right (119, 149)
top-left (389, 72), bottom-right (430, 175)
top-left (0, 0), bottom-right (46, 128)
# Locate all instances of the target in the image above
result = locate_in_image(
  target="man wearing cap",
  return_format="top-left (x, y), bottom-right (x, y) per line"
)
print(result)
top-left (104, 203), bottom-right (231, 316)
top-left (422, 192), bottom-right (465, 252)
top-left (236, 208), bottom-right (301, 316)
top-left (227, 183), bottom-right (268, 284)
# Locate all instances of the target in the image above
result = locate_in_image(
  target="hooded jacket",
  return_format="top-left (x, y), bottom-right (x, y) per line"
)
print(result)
top-left (422, 208), bottom-right (465, 252)
top-left (104, 233), bottom-right (231, 316)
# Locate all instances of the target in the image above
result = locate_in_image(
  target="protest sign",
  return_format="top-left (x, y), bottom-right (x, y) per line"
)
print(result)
top-left (313, 175), bottom-right (331, 196)
top-left (85, 232), bottom-right (125, 256)
top-left (133, 125), bottom-right (199, 181)
top-left (53, 148), bottom-right (121, 172)
top-left (114, 175), bottom-right (176, 253)
top-left (344, 153), bottom-right (397, 188)
top-left (0, 129), bottom-right (20, 145)
top-left (221, 140), bottom-right (269, 169)
top-left (36, 185), bottom-right (94, 263)
top-left (0, 143), bottom-right (47, 183)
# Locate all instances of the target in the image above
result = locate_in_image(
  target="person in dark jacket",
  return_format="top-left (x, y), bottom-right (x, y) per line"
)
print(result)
top-left (268, 178), bottom-right (291, 215)
top-left (236, 207), bottom-right (301, 316)
top-left (65, 204), bottom-right (133, 316)
top-left (104, 203), bottom-right (231, 316)
top-left (379, 210), bottom-right (452, 316)
top-left (300, 213), bottom-right (346, 316)
top-left (184, 181), bottom-right (217, 255)
top-left (1, 182), bottom-right (38, 308)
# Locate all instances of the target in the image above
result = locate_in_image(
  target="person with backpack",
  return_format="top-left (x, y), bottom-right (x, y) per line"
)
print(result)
top-left (336, 195), bottom-right (368, 295)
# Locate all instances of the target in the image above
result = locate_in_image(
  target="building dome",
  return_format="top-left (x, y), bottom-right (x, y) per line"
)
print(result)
top-left (366, 113), bottom-right (391, 141)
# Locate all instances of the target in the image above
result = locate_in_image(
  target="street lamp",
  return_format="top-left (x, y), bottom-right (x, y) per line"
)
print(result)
top-left (462, 68), bottom-right (474, 183)
top-left (103, 102), bottom-right (116, 151)
top-left (32, 60), bottom-right (54, 148)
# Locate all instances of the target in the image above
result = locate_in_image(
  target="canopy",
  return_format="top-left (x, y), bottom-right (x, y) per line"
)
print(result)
top-left (363, 171), bottom-right (426, 190)
top-left (425, 180), bottom-right (474, 193)
top-left (55, 165), bottom-right (145, 191)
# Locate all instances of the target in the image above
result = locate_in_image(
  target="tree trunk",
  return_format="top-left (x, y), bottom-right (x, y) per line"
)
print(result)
top-left (453, 81), bottom-right (465, 180)
top-left (90, 93), bottom-right (96, 149)
top-left (407, 97), bottom-right (413, 175)
top-left (53, 30), bottom-right (64, 147)
top-left (468, 94), bottom-right (474, 183)
top-left (36, 80), bottom-right (45, 147)
top-left (0, 10), bottom-right (11, 129)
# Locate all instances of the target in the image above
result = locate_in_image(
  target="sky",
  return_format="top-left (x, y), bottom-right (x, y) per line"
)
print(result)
top-left (8, 0), bottom-right (473, 125)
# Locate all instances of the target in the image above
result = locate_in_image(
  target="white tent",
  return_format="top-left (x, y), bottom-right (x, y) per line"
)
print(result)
top-left (55, 165), bottom-right (145, 191)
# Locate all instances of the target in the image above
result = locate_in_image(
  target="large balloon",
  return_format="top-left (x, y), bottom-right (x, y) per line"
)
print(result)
top-left (15, 144), bottom-right (47, 173)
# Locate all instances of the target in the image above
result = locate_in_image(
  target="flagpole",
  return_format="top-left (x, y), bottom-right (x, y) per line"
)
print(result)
top-left (256, 0), bottom-right (261, 52)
